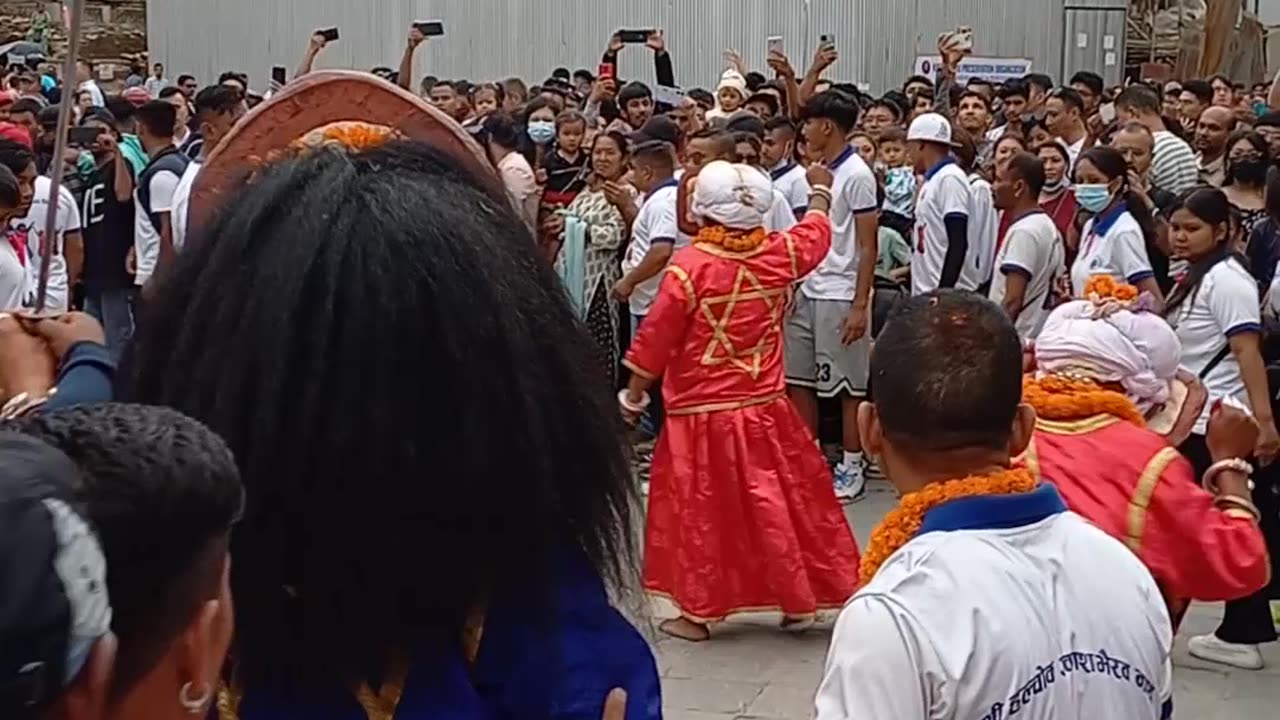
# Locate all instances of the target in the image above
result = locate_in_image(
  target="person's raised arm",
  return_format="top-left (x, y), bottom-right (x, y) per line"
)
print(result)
top-left (648, 31), bottom-right (675, 89)
top-left (602, 32), bottom-right (623, 65)
top-left (398, 25), bottom-right (426, 93)
top-left (799, 44), bottom-right (838, 104)
top-left (767, 50), bottom-right (801, 119)
top-left (295, 32), bottom-right (328, 80)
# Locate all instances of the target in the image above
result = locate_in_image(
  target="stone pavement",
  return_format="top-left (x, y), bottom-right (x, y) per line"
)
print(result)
top-left (646, 479), bottom-right (1280, 719)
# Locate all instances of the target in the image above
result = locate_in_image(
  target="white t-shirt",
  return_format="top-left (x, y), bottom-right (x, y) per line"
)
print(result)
top-left (0, 240), bottom-right (26, 311)
top-left (801, 146), bottom-right (878, 301)
top-left (770, 162), bottom-right (810, 214)
top-left (1071, 207), bottom-right (1153, 296)
top-left (765, 188), bottom-right (796, 233)
top-left (133, 166), bottom-right (182, 287)
top-left (1170, 258), bottom-right (1261, 435)
top-left (170, 159), bottom-right (202, 251)
top-left (989, 211), bottom-right (1065, 340)
top-left (623, 181), bottom-right (681, 316)
top-left (11, 176), bottom-right (81, 312)
top-left (79, 80), bottom-right (105, 107)
top-left (912, 158), bottom-right (971, 296)
top-left (1062, 135), bottom-right (1086, 174)
top-left (816, 492), bottom-right (1172, 720)
top-left (965, 173), bottom-right (998, 290)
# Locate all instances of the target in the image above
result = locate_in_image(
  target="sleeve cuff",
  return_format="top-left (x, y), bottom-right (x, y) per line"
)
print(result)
top-left (623, 358), bottom-right (657, 380)
top-left (1126, 270), bottom-right (1155, 283)
top-left (650, 236), bottom-right (676, 245)
top-left (1000, 263), bottom-right (1033, 280)
top-left (852, 205), bottom-right (878, 215)
top-left (943, 212), bottom-right (969, 222)
top-left (1226, 321), bottom-right (1262, 337)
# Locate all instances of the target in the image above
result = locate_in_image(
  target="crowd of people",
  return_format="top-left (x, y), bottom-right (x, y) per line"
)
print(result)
top-left (0, 18), bottom-right (1278, 720)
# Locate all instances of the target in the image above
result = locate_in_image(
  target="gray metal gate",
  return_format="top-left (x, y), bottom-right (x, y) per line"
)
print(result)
top-left (1062, 1), bottom-right (1129, 86)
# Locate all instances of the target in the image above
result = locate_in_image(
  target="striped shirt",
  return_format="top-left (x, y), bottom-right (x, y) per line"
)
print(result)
top-left (1150, 131), bottom-right (1198, 196)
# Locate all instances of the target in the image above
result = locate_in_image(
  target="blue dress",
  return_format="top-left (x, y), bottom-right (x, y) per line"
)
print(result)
top-left (225, 550), bottom-right (662, 720)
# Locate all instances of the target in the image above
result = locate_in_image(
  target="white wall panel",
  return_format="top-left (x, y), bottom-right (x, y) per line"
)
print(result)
top-left (147, 0), bottom-right (1068, 94)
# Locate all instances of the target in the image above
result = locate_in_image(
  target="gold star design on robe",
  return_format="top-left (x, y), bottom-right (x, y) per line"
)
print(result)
top-left (699, 266), bottom-right (788, 379)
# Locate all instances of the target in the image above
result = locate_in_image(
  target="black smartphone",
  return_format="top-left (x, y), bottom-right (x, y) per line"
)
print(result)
top-left (317, 27), bottom-right (339, 43)
top-left (413, 20), bottom-right (444, 37)
top-left (68, 126), bottom-right (103, 147)
top-left (617, 29), bottom-right (653, 44)
top-left (271, 65), bottom-right (287, 87)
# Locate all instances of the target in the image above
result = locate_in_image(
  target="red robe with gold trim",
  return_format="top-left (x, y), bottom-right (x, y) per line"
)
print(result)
top-left (1028, 414), bottom-right (1269, 605)
top-left (624, 213), bottom-right (860, 622)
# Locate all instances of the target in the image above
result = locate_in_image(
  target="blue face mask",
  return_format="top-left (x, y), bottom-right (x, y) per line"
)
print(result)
top-left (527, 120), bottom-right (556, 145)
top-left (1073, 183), bottom-right (1113, 213)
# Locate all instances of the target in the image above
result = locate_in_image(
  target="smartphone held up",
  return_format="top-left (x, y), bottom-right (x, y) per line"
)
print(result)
top-left (413, 20), bottom-right (445, 37)
top-left (317, 27), bottom-right (339, 43)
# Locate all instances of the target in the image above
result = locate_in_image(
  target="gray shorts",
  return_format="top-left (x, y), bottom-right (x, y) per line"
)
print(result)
top-left (784, 292), bottom-right (870, 398)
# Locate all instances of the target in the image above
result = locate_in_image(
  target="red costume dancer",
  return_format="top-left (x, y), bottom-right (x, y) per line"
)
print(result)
top-left (620, 161), bottom-right (860, 641)
top-left (1023, 277), bottom-right (1269, 623)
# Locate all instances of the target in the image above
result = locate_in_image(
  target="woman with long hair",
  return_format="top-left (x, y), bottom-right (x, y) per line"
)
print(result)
top-left (551, 130), bottom-right (635, 386)
top-left (128, 73), bottom-right (660, 719)
top-left (1222, 130), bottom-right (1270, 239)
top-left (1163, 187), bottom-right (1280, 671)
top-left (1071, 145), bottom-right (1164, 302)
top-left (1036, 141), bottom-right (1077, 245)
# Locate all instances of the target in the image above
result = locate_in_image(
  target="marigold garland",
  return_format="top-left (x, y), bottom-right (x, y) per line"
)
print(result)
top-left (1023, 374), bottom-right (1146, 428)
top-left (859, 467), bottom-right (1038, 583)
top-left (1083, 274), bottom-right (1139, 302)
top-left (694, 225), bottom-right (769, 252)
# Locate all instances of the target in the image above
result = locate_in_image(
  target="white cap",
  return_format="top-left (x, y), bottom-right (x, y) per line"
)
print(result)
top-left (907, 112), bottom-right (956, 146)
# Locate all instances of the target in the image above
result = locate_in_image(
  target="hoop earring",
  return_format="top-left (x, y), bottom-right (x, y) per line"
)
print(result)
top-left (179, 681), bottom-right (211, 715)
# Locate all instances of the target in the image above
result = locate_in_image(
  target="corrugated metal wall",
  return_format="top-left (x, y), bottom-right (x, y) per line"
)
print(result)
top-left (146, 0), bottom-right (1069, 93)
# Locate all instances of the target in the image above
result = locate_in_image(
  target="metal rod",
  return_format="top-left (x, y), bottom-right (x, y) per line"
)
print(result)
top-left (34, 0), bottom-right (84, 314)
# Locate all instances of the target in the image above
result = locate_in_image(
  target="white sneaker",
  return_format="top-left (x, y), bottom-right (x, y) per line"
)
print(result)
top-left (833, 461), bottom-right (866, 503)
top-left (1187, 633), bottom-right (1264, 670)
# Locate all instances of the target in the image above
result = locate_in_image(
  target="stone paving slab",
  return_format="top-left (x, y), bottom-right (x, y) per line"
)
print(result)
top-left (647, 479), bottom-right (1280, 718)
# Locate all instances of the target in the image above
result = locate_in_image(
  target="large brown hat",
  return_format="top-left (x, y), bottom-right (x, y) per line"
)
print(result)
top-left (189, 70), bottom-right (494, 230)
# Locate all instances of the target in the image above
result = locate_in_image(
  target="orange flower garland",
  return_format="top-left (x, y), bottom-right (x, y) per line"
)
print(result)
top-left (1022, 374), bottom-right (1147, 428)
top-left (860, 467), bottom-right (1038, 583)
top-left (694, 225), bottom-right (769, 252)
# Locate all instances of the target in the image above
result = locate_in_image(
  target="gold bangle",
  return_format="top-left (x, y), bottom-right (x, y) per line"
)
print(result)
top-left (1214, 494), bottom-right (1261, 522)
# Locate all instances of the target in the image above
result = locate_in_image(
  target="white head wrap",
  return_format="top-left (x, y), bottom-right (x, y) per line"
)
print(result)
top-left (716, 70), bottom-right (748, 100)
top-left (691, 161), bottom-right (774, 230)
top-left (1034, 300), bottom-right (1182, 411)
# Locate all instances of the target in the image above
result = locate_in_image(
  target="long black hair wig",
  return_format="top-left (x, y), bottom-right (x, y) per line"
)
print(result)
top-left (127, 140), bottom-right (640, 688)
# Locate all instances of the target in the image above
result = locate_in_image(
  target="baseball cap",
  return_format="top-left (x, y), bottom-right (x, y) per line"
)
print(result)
top-left (907, 112), bottom-right (957, 147)
top-left (0, 433), bottom-right (111, 717)
top-left (122, 86), bottom-right (150, 107)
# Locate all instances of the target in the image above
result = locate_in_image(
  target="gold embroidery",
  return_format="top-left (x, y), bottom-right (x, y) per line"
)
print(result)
top-left (1034, 414), bottom-right (1120, 436)
top-left (667, 391), bottom-right (785, 416)
top-left (665, 265), bottom-right (696, 312)
top-left (698, 266), bottom-right (787, 379)
top-left (784, 233), bottom-right (799, 278)
top-left (695, 241), bottom-right (771, 259)
top-left (354, 665), bottom-right (408, 720)
top-left (1126, 447), bottom-right (1181, 552)
top-left (623, 358), bottom-right (657, 381)
top-left (214, 612), bottom-right (487, 720)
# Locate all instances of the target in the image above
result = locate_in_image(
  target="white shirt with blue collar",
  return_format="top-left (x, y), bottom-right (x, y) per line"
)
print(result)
top-left (770, 161), bottom-right (810, 217)
top-left (1072, 203), bottom-right (1153, 296)
top-left (816, 484), bottom-right (1173, 720)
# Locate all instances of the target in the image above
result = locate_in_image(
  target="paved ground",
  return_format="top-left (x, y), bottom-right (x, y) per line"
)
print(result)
top-left (644, 478), bottom-right (1280, 719)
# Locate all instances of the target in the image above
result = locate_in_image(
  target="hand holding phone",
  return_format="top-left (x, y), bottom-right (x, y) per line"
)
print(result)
top-left (413, 20), bottom-right (445, 37)
top-left (67, 126), bottom-right (102, 147)
top-left (767, 36), bottom-right (784, 55)
top-left (819, 34), bottom-right (835, 49)
top-left (317, 27), bottom-right (339, 43)
top-left (271, 65), bottom-right (287, 87)
top-left (617, 29), bottom-right (654, 44)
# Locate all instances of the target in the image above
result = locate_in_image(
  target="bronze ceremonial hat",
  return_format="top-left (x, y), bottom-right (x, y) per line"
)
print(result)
top-left (189, 70), bottom-right (494, 229)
